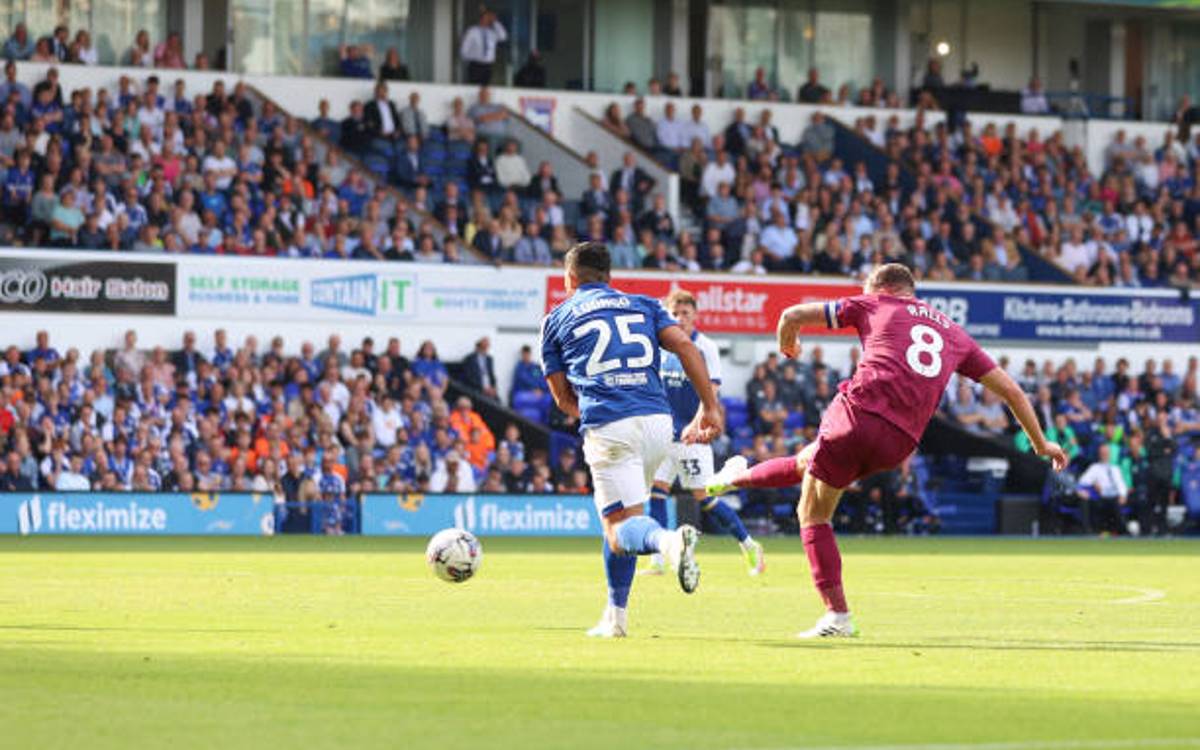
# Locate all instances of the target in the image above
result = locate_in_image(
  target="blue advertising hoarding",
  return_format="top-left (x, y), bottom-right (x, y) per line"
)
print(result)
top-left (361, 493), bottom-right (657, 537)
top-left (920, 285), bottom-right (1200, 343)
top-left (0, 492), bottom-right (276, 536)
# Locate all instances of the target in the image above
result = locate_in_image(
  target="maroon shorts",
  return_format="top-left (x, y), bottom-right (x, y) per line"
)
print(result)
top-left (808, 394), bottom-right (917, 490)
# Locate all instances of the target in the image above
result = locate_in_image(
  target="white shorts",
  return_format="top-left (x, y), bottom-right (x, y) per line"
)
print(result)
top-left (581, 413), bottom-right (673, 517)
top-left (653, 442), bottom-right (715, 491)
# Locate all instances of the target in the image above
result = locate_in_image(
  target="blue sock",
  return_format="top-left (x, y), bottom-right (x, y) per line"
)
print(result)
top-left (704, 497), bottom-right (749, 543)
top-left (613, 515), bottom-right (666, 555)
top-left (648, 488), bottom-right (670, 529)
top-left (603, 540), bottom-right (636, 608)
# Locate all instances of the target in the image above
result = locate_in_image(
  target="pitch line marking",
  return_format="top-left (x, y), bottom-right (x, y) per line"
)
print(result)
top-left (744, 737), bottom-right (1200, 750)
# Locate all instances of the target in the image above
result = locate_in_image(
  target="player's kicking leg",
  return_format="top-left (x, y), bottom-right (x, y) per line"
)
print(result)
top-left (707, 443), bottom-right (856, 637)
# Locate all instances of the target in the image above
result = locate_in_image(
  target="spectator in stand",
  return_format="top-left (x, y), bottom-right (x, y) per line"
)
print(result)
top-left (339, 100), bottom-right (371, 154)
top-left (460, 6), bottom-right (508, 85)
top-left (394, 135), bottom-right (429, 190)
top-left (364, 81), bottom-right (402, 159)
top-left (495, 139), bottom-right (531, 189)
top-left (514, 50), bottom-right (546, 88)
top-left (800, 112), bottom-right (834, 163)
top-left (609, 151), bottom-right (654, 215)
top-left (469, 86), bottom-right (509, 148)
top-left (379, 48), bottom-right (410, 81)
top-left (399, 92), bottom-right (428, 141)
top-left (446, 96), bottom-right (476, 143)
top-left (466, 138), bottom-right (500, 194)
top-left (747, 67), bottom-right (773, 100)
top-left (655, 101), bottom-right (687, 156)
top-left (3, 23), bottom-right (34, 60)
top-left (513, 219), bottom-right (551, 265)
top-left (154, 31), bottom-right (186, 69)
top-left (797, 68), bottom-right (829, 104)
top-left (338, 44), bottom-right (374, 79)
top-left (1075, 443), bottom-right (1127, 535)
top-left (625, 97), bottom-right (658, 153)
top-left (1020, 76), bottom-right (1050, 115)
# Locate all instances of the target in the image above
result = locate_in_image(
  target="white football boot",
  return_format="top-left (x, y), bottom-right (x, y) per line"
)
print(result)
top-left (705, 455), bottom-right (748, 497)
top-left (797, 611), bottom-right (859, 639)
top-left (659, 524), bottom-right (701, 594)
top-left (586, 605), bottom-right (628, 638)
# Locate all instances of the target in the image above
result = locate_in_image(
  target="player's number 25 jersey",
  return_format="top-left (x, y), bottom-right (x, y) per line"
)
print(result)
top-left (541, 283), bottom-right (676, 430)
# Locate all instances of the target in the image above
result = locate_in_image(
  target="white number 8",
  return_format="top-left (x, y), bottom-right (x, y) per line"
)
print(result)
top-left (905, 324), bottom-right (944, 378)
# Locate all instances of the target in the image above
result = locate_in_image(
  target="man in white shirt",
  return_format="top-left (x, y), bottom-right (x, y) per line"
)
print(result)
top-left (372, 395), bottom-right (404, 449)
top-left (1020, 77), bottom-right (1050, 115)
top-left (700, 149), bottom-right (735, 200)
top-left (495, 139), bottom-right (531, 188)
top-left (1059, 226), bottom-right (1095, 275)
top-left (55, 455), bottom-right (91, 491)
top-left (1076, 444), bottom-right (1127, 535)
top-left (201, 140), bottom-right (238, 190)
top-left (759, 210), bottom-right (798, 263)
top-left (460, 7), bottom-right (508, 85)
top-left (655, 102), bottom-right (687, 152)
top-left (681, 104), bottom-right (711, 149)
top-left (430, 450), bottom-right (478, 493)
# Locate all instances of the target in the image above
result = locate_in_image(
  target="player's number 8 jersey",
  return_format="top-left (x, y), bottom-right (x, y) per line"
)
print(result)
top-left (540, 283), bottom-right (676, 431)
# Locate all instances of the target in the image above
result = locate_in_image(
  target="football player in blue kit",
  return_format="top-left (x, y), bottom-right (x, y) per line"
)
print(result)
top-left (540, 243), bottom-right (723, 638)
top-left (644, 289), bottom-right (765, 577)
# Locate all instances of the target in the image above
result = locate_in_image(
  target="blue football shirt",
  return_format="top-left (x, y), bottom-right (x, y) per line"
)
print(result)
top-left (660, 329), bottom-right (722, 440)
top-left (540, 283), bottom-right (676, 430)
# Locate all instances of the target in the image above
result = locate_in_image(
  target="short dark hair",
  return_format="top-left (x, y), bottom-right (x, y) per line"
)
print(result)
top-left (866, 263), bottom-right (916, 294)
top-left (565, 242), bottom-right (610, 284)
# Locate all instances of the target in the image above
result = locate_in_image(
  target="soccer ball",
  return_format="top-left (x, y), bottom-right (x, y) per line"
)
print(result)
top-left (426, 528), bottom-right (482, 583)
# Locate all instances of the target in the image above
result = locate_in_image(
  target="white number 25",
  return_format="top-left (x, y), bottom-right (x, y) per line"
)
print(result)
top-left (573, 314), bottom-right (654, 376)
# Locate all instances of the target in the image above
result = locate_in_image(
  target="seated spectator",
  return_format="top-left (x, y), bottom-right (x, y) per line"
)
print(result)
top-left (655, 101), bottom-right (687, 153)
top-left (747, 67), bottom-right (773, 100)
top-left (3, 23), bottom-right (34, 61)
top-left (601, 103), bottom-right (630, 139)
top-left (466, 139), bottom-right (499, 193)
top-left (625, 97), bottom-right (658, 152)
top-left (514, 50), bottom-right (546, 88)
top-left (1075, 444), bottom-right (1127, 535)
top-left (759, 210), bottom-right (798, 266)
top-left (495, 139), bottom-right (531, 189)
top-left (797, 67), bottom-right (829, 103)
top-left (446, 96), bottom-right (476, 143)
top-left (154, 31), bottom-right (186, 69)
top-left (338, 44), bottom-right (374, 79)
top-left (379, 48), bottom-right (410, 81)
top-left (512, 219), bottom-right (551, 265)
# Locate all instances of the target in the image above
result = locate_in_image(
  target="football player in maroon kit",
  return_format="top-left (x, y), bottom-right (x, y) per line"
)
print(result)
top-left (703, 264), bottom-right (1068, 637)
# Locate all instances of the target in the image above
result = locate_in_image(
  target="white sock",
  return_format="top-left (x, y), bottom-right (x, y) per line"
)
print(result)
top-left (739, 536), bottom-right (756, 551)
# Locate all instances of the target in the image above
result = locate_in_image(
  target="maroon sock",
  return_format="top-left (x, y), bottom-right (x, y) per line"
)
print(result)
top-left (801, 523), bottom-right (848, 613)
top-left (742, 456), bottom-right (803, 489)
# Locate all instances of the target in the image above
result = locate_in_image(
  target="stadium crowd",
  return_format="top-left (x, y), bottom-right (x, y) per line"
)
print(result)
top-left (0, 52), bottom-right (1197, 289)
top-left (0, 330), bottom-right (595, 534)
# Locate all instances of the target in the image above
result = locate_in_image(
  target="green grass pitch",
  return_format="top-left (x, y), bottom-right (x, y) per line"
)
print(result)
top-left (1, 535), bottom-right (1198, 750)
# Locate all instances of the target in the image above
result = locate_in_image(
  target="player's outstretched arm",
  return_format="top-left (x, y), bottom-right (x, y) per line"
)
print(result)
top-left (776, 302), bottom-right (830, 358)
top-left (660, 325), bottom-right (723, 443)
top-left (545, 371), bottom-right (580, 419)
top-left (978, 367), bottom-right (1069, 471)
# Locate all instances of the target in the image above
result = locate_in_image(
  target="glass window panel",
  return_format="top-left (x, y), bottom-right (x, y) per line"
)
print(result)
top-left (707, 1), bottom-right (778, 98)
top-left (813, 11), bottom-right (874, 96)
top-left (87, 0), bottom-right (167, 66)
top-left (593, 0), bottom-right (653, 92)
top-left (779, 6), bottom-right (814, 100)
top-left (231, 0), bottom-right (305, 75)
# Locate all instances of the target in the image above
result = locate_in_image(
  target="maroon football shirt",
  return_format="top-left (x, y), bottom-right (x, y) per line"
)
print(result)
top-left (822, 293), bottom-right (997, 442)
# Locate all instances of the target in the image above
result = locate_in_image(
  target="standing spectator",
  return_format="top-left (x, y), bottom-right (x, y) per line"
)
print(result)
top-left (460, 6), bottom-right (508, 85)
top-left (469, 86), bottom-right (510, 148)
top-left (1020, 77), bottom-right (1050, 114)
top-left (747, 67), bottom-right (772, 100)
top-left (1076, 444), bottom-right (1127, 535)
top-left (364, 81), bottom-right (402, 159)
top-left (460, 339), bottom-right (498, 400)
top-left (398, 92), bottom-right (428, 141)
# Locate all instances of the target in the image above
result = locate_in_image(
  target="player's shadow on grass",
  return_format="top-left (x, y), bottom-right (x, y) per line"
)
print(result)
top-left (0, 623), bottom-right (272, 634)
top-left (756, 636), bottom-right (1200, 654)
